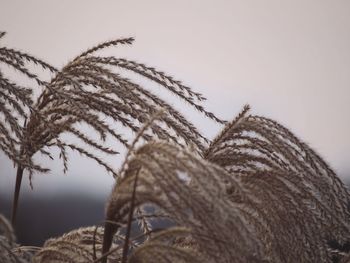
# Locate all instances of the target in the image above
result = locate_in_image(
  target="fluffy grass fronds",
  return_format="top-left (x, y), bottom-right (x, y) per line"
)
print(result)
top-left (21, 37), bottom-right (219, 177)
top-left (0, 214), bottom-right (29, 263)
top-left (101, 107), bottom-right (350, 262)
top-left (0, 32), bottom-right (55, 167)
top-left (128, 227), bottom-right (203, 263)
top-left (11, 36), bottom-right (220, 224)
top-left (3, 31), bottom-right (349, 263)
top-left (33, 226), bottom-right (122, 263)
top-left (1, 32), bottom-right (57, 225)
top-left (33, 225), bottom-right (194, 263)
top-left (0, 237), bottom-right (29, 263)
top-left (102, 141), bottom-right (266, 263)
top-left (339, 252), bottom-right (350, 263)
top-left (0, 214), bottom-right (15, 245)
top-left (205, 106), bottom-right (350, 262)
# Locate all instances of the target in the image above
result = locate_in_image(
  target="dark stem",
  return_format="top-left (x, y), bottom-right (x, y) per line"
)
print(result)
top-left (121, 171), bottom-right (139, 263)
top-left (100, 171), bottom-right (139, 263)
top-left (11, 166), bottom-right (24, 226)
top-left (101, 222), bottom-right (116, 263)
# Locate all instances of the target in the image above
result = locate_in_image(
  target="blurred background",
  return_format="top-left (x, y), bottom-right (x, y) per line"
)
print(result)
top-left (0, 0), bottom-right (349, 246)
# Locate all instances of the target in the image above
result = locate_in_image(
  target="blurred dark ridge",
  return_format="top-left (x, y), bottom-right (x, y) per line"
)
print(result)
top-left (0, 192), bottom-right (106, 246)
top-left (1, 180), bottom-right (349, 247)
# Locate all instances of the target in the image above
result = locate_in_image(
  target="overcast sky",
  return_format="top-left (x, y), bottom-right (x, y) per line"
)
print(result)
top-left (1, 0), bottom-right (349, 199)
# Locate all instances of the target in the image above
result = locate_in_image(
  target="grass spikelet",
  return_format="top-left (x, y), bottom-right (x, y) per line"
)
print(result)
top-left (0, 214), bottom-right (30, 263)
top-left (33, 226), bottom-right (123, 263)
top-left (205, 107), bottom-right (350, 262)
top-left (10, 36), bottom-right (220, 225)
top-left (0, 32), bottom-right (55, 168)
top-left (102, 140), bottom-right (265, 263)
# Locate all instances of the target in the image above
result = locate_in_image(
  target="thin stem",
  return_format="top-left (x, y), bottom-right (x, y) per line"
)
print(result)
top-left (101, 222), bottom-right (115, 263)
top-left (99, 171), bottom-right (140, 263)
top-left (121, 170), bottom-right (139, 263)
top-left (11, 166), bottom-right (24, 226)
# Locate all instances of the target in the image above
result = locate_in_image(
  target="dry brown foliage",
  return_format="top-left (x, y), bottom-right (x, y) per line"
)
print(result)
top-left (4, 34), bottom-right (220, 224)
top-left (205, 105), bottom-right (350, 261)
top-left (1, 32), bottom-right (349, 263)
top-left (102, 140), bottom-right (266, 262)
top-left (0, 31), bottom-right (55, 167)
top-left (32, 226), bottom-right (123, 263)
top-left (5, 102), bottom-right (349, 263)
top-left (100, 108), bottom-right (350, 263)
top-left (18, 37), bottom-right (219, 177)
top-left (0, 214), bottom-right (32, 263)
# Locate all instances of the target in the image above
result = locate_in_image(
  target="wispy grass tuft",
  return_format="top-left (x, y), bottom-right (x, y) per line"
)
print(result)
top-left (2, 31), bottom-right (349, 263)
top-left (0, 31), bottom-right (55, 168)
top-left (205, 105), bottom-right (350, 261)
top-left (6, 34), bottom-right (221, 226)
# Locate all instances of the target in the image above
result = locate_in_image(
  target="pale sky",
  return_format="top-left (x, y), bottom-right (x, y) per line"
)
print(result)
top-left (0, 0), bottom-right (349, 198)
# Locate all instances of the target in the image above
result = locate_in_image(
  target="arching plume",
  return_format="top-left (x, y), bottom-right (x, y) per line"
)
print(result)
top-left (0, 214), bottom-right (31, 263)
top-left (2, 31), bottom-right (349, 263)
top-left (205, 105), bottom-right (350, 262)
top-left (102, 140), bottom-right (266, 263)
top-left (33, 226), bottom-right (123, 263)
top-left (0, 31), bottom-right (56, 167)
top-left (10, 36), bottom-right (222, 225)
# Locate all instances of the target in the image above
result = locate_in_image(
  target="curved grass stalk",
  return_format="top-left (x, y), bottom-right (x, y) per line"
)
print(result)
top-left (9, 35), bottom-right (222, 226)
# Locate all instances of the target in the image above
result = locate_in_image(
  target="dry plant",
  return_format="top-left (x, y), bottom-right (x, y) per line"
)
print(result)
top-left (99, 108), bottom-right (350, 263)
top-left (7, 35), bottom-right (221, 225)
top-left (101, 140), bottom-right (266, 262)
top-left (1, 31), bottom-right (349, 263)
top-left (0, 214), bottom-right (32, 263)
top-left (32, 226), bottom-right (123, 263)
top-left (4, 108), bottom-right (348, 263)
top-left (205, 105), bottom-right (350, 262)
top-left (0, 214), bottom-right (18, 263)
top-left (0, 31), bottom-right (55, 167)
top-left (339, 253), bottom-right (350, 263)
